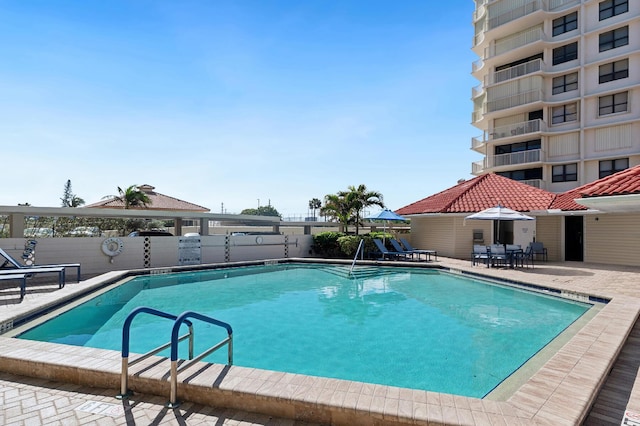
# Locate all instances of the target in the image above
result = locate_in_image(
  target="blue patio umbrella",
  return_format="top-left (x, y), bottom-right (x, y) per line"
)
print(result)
top-left (366, 209), bottom-right (407, 243)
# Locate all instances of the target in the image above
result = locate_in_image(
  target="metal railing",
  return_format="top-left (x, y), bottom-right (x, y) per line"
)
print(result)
top-left (349, 239), bottom-right (365, 276)
top-left (117, 307), bottom-right (194, 400)
top-left (487, 58), bottom-right (543, 85)
top-left (487, 89), bottom-right (542, 113)
top-left (487, 119), bottom-right (542, 140)
top-left (488, 0), bottom-right (541, 30)
top-left (168, 311), bottom-right (233, 407)
top-left (116, 307), bottom-right (233, 409)
top-left (488, 149), bottom-right (542, 168)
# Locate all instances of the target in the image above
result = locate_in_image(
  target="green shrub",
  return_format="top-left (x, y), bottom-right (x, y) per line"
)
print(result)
top-left (312, 231), bottom-right (346, 257)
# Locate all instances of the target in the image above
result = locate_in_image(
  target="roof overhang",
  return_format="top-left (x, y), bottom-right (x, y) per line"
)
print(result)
top-left (574, 194), bottom-right (640, 213)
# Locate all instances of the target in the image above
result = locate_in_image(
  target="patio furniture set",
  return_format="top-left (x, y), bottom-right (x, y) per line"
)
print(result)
top-left (471, 242), bottom-right (547, 268)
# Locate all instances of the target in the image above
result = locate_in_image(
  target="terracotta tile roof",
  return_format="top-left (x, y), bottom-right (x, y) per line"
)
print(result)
top-left (579, 165), bottom-right (640, 197)
top-left (396, 174), bottom-right (556, 215)
top-left (549, 165), bottom-right (640, 211)
top-left (84, 185), bottom-right (209, 212)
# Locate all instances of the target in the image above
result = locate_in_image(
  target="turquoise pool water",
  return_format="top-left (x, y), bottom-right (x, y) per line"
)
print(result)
top-left (17, 264), bottom-right (591, 397)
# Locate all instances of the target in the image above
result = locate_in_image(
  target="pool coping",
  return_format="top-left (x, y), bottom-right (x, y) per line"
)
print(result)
top-left (0, 258), bottom-right (638, 425)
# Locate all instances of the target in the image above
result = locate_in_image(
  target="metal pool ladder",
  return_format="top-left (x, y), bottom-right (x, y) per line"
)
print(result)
top-left (117, 306), bottom-right (233, 408)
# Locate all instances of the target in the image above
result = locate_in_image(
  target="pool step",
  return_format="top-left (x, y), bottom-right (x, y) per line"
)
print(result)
top-left (318, 265), bottom-right (383, 280)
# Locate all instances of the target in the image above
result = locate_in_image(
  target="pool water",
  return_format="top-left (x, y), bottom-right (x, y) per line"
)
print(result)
top-left (17, 264), bottom-right (591, 397)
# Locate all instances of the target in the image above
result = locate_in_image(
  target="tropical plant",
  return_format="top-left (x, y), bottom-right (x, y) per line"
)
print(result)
top-left (320, 193), bottom-right (352, 231)
top-left (308, 198), bottom-right (322, 219)
top-left (343, 184), bottom-right (384, 235)
top-left (104, 185), bottom-right (152, 209)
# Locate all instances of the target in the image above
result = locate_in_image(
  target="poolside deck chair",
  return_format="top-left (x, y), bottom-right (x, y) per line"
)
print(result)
top-left (373, 239), bottom-right (409, 261)
top-left (399, 238), bottom-right (437, 261)
top-left (0, 247), bottom-right (80, 282)
top-left (0, 273), bottom-right (28, 300)
top-left (0, 267), bottom-right (66, 292)
top-left (389, 239), bottom-right (415, 260)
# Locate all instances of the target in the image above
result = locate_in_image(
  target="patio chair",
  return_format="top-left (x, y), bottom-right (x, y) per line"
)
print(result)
top-left (399, 238), bottom-right (438, 261)
top-left (489, 245), bottom-right (508, 268)
top-left (0, 247), bottom-right (81, 282)
top-left (529, 242), bottom-right (548, 262)
top-left (373, 239), bottom-right (409, 261)
top-left (471, 245), bottom-right (490, 267)
top-left (513, 245), bottom-right (534, 268)
top-left (389, 239), bottom-right (415, 260)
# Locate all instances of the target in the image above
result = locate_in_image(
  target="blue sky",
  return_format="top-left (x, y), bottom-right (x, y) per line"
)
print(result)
top-left (1, 1), bottom-right (479, 217)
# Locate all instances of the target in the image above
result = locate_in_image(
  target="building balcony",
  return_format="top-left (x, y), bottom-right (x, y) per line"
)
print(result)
top-left (487, 0), bottom-right (541, 31)
top-left (472, 160), bottom-right (485, 175)
top-left (473, 0), bottom-right (488, 22)
top-left (472, 84), bottom-right (484, 99)
top-left (487, 149), bottom-right (542, 169)
top-left (485, 58), bottom-right (543, 86)
top-left (520, 179), bottom-right (543, 189)
top-left (548, 0), bottom-right (580, 11)
top-left (472, 58), bottom-right (484, 74)
top-left (471, 119), bottom-right (544, 152)
top-left (488, 119), bottom-right (543, 141)
top-left (484, 25), bottom-right (543, 60)
top-left (486, 89), bottom-right (542, 113)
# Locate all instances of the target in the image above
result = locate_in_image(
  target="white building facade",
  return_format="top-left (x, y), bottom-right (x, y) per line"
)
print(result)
top-left (471, 0), bottom-right (640, 192)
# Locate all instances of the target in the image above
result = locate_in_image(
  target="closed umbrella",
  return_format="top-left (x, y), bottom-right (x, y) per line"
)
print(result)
top-left (465, 205), bottom-right (534, 244)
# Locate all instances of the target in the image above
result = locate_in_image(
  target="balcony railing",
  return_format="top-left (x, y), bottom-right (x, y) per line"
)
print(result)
top-left (471, 135), bottom-right (485, 150)
top-left (487, 89), bottom-right (542, 113)
top-left (485, 25), bottom-right (543, 58)
top-left (520, 179), bottom-right (542, 189)
top-left (487, 149), bottom-right (542, 168)
top-left (472, 58), bottom-right (484, 74)
top-left (472, 160), bottom-right (485, 175)
top-left (472, 84), bottom-right (484, 99)
top-left (487, 119), bottom-right (543, 140)
top-left (486, 58), bottom-right (543, 86)
top-left (488, 0), bottom-right (541, 30)
top-left (472, 108), bottom-right (484, 123)
top-left (549, 0), bottom-right (579, 11)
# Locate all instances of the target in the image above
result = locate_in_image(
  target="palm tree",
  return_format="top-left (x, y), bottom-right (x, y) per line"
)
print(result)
top-left (343, 184), bottom-right (384, 235)
top-left (308, 198), bottom-right (322, 220)
top-left (104, 185), bottom-right (152, 209)
top-left (320, 193), bottom-right (352, 231)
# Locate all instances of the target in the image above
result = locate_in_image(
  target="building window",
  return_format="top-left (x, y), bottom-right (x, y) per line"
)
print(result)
top-left (552, 103), bottom-right (578, 124)
top-left (553, 12), bottom-right (578, 36)
top-left (497, 168), bottom-right (543, 181)
top-left (599, 158), bottom-right (628, 178)
top-left (552, 73), bottom-right (578, 94)
top-left (599, 26), bottom-right (628, 52)
top-left (553, 42), bottom-right (578, 65)
top-left (552, 164), bottom-right (577, 182)
top-left (599, 58), bottom-right (629, 84)
top-left (599, 0), bottom-right (628, 21)
top-left (599, 92), bottom-right (628, 116)
top-left (495, 140), bottom-right (541, 155)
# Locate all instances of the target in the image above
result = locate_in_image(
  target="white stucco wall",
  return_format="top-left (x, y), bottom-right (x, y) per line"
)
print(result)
top-left (0, 235), bottom-right (313, 277)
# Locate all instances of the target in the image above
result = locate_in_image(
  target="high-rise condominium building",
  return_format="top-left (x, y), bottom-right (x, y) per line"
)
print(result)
top-left (470, 0), bottom-right (639, 192)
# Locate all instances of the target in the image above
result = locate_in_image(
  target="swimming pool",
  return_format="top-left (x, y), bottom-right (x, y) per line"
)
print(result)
top-left (16, 263), bottom-right (591, 398)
